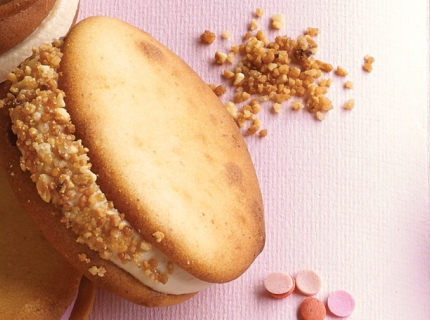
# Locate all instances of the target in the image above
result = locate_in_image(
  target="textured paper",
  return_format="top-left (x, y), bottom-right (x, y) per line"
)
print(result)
top-left (60, 0), bottom-right (430, 319)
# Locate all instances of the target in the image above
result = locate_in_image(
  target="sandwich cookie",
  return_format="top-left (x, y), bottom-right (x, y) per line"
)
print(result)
top-left (0, 0), bottom-right (80, 82)
top-left (0, 16), bottom-right (265, 307)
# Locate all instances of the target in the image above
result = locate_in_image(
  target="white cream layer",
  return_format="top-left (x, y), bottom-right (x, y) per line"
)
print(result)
top-left (110, 243), bottom-right (214, 294)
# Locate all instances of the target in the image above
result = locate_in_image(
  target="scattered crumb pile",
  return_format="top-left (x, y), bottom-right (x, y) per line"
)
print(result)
top-left (200, 9), bottom-right (373, 137)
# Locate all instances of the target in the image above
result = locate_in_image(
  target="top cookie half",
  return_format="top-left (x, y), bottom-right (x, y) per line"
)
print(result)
top-left (57, 16), bottom-right (265, 283)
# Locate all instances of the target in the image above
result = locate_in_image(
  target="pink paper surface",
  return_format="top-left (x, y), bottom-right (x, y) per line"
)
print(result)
top-left (64, 0), bottom-right (429, 319)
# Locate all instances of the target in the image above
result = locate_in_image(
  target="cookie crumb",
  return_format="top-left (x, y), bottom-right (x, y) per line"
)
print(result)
top-left (255, 8), bottom-right (265, 18)
top-left (233, 72), bottom-right (245, 86)
top-left (78, 253), bottom-right (91, 264)
top-left (344, 80), bottom-right (353, 89)
top-left (363, 55), bottom-right (375, 72)
top-left (305, 27), bottom-right (319, 36)
top-left (215, 51), bottom-right (228, 64)
top-left (140, 240), bottom-right (152, 252)
top-left (245, 117), bottom-right (261, 136)
top-left (225, 101), bottom-right (238, 119)
top-left (344, 99), bottom-right (355, 110)
top-left (88, 266), bottom-right (106, 277)
top-left (249, 19), bottom-right (259, 31)
top-left (223, 69), bottom-right (235, 79)
top-left (291, 100), bottom-right (305, 111)
top-left (272, 102), bottom-right (282, 113)
top-left (213, 84), bottom-right (226, 96)
top-left (258, 129), bottom-right (268, 138)
top-left (226, 52), bottom-right (235, 64)
top-left (200, 30), bottom-right (216, 44)
top-left (167, 262), bottom-right (175, 274)
top-left (315, 111), bottom-right (325, 121)
top-left (271, 14), bottom-right (285, 29)
top-left (335, 66), bottom-right (348, 77)
top-left (221, 31), bottom-right (231, 39)
top-left (142, 258), bottom-right (169, 284)
top-left (152, 231), bottom-right (165, 243)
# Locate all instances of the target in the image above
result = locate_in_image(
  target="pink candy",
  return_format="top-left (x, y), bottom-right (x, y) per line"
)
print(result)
top-left (264, 272), bottom-right (295, 298)
top-left (327, 290), bottom-right (355, 317)
top-left (295, 269), bottom-right (322, 296)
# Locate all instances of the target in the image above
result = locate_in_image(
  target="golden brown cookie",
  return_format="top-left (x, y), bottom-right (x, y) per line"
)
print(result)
top-left (0, 154), bottom-right (91, 319)
top-left (69, 277), bottom-right (97, 320)
top-left (0, 16), bottom-right (265, 307)
top-left (0, 0), bottom-right (57, 55)
top-left (0, 0), bottom-right (80, 82)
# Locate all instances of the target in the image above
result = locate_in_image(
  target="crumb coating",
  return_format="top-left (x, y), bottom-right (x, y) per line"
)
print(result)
top-left (0, 39), bottom-right (171, 284)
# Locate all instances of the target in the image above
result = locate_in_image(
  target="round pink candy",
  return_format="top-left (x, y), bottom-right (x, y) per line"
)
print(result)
top-left (295, 269), bottom-right (322, 296)
top-left (327, 290), bottom-right (355, 317)
top-left (264, 272), bottom-right (295, 297)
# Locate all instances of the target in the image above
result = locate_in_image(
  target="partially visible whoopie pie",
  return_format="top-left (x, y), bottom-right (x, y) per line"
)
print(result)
top-left (0, 0), bottom-right (80, 82)
top-left (0, 156), bottom-right (96, 319)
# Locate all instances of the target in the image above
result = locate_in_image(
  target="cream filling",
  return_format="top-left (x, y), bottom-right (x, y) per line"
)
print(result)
top-left (3, 42), bottom-right (213, 296)
top-left (110, 243), bottom-right (213, 294)
top-left (0, 0), bottom-right (80, 82)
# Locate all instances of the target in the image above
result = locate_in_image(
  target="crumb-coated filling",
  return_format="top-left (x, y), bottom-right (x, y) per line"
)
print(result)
top-left (0, 40), bottom-right (180, 288)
